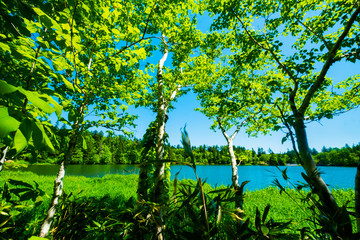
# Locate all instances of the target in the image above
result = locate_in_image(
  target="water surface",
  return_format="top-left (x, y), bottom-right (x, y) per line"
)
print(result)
top-left (13, 164), bottom-right (355, 191)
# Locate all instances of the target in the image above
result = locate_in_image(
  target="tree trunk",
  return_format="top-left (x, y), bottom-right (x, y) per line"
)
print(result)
top-left (152, 33), bottom-right (169, 240)
top-left (217, 119), bottom-right (245, 211)
top-left (355, 160), bottom-right (360, 232)
top-left (294, 116), bottom-right (352, 238)
top-left (153, 107), bottom-right (168, 204)
top-left (227, 139), bottom-right (244, 209)
top-left (0, 146), bottom-right (9, 173)
top-left (39, 128), bottom-right (80, 237)
top-left (39, 161), bottom-right (65, 237)
top-left (228, 140), bottom-right (239, 188)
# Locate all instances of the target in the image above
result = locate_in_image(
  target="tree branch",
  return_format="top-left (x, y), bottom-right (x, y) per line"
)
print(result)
top-left (230, 9), bottom-right (298, 83)
top-left (216, 117), bottom-right (230, 141)
top-left (69, 0), bottom-right (80, 90)
top-left (292, 12), bottom-right (330, 51)
top-left (104, 1), bottom-right (157, 62)
top-left (299, 6), bottom-right (360, 115)
top-left (333, 48), bottom-right (360, 62)
top-left (276, 104), bottom-right (302, 165)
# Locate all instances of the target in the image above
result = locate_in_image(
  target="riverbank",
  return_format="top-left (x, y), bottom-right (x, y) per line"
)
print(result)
top-left (0, 171), bottom-right (356, 238)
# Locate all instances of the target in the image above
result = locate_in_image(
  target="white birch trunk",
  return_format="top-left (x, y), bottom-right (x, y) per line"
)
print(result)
top-left (217, 118), bottom-right (246, 211)
top-left (227, 139), bottom-right (240, 189)
top-left (39, 103), bottom-right (84, 237)
top-left (152, 33), bottom-right (169, 240)
top-left (0, 146), bottom-right (9, 173)
top-left (39, 161), bottom-right (65, 237)
top-left (153, 33), bottom-right (169, 205)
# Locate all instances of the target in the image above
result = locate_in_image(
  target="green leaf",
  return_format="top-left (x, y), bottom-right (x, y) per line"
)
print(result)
top-left (60, 75), bottom-right (75, 91)
top-left (19, 118), bottom-right (34, 141)
top-left (8, 179), bottom-right (33, 189)
top-left (13, 129), bottom-right (28, 154)
top-left (0, 80), bottom-right (17, 94)
top-left (0, 42), bottom-right (11, 53)
top-left (18, 88), bottom-right (55, 114)
top-left (262, 204), bottom-right (271, 223)
top-left (0, 107), bottom-right (20, 138)
top-left (33, 7), bottom-right (62, 31)
top-left (261, 225), bottom-right (269, 235)
top-left (82, 135), bottom-right (87, 150)
top-left (28, 236), bottom-right (48, 240)
top-left (68, 108), bottom-right (77, 123)
top-left (32, 121), bottom-right (55, 153)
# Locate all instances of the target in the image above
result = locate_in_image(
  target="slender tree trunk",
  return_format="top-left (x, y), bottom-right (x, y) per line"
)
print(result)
top-left (152, 86), bottom-right (168, 240)
top-left (39, 112), bottom-right (82, 237)
top-left (152, 33), bottom-right (169, 240)
top-left (227, 140), bottom-right (239, 189)
top-left (217, 119), bottom-right (245, 210)
top-left (0, 146), bottom-right (9, 173)
top-left (355, 160), bottom-right (360, 232)
top-left (294, 116), bottom-right (352, 238)
top-left (153, 108), bottom-right (168, 205)
top-left (226, 139), bottom-right (245, 210)
top-left (39, 161), bottom-right (65, 237)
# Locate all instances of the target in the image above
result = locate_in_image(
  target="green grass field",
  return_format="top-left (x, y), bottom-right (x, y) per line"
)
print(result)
top-left (0, 170), bottom-right (356, 239)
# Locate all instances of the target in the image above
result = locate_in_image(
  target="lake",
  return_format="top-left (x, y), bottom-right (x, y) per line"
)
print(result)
top-left (12, 164), bottom-right (356, 191)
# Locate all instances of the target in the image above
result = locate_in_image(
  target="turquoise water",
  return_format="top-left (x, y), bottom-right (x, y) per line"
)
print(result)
top-left (14, 164), bottom-right (356, 191)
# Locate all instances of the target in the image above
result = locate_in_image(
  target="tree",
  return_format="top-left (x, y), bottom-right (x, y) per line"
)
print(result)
top-left (123, 1), bottom-right (205, 238)
top-left (208, 0), bottom-right (360, 237)
top-left (133, 0), bottom-right (204, 205)
top-left (0, 0), bottom-right (63, 172)
top-left (11, 0), bottom-right (154, 236)
top-left (193, 32), bottom-right (274, 213)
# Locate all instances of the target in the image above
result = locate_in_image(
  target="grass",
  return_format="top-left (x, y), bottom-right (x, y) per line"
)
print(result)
top-left (0, 170), bottom-right (356, 239)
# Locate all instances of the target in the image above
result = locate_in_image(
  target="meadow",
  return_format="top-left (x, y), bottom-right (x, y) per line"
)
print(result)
top-left (0, 171), bottom-right (356, 239)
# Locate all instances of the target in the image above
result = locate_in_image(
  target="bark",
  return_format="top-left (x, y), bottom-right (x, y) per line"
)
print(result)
top-left (39, 161), bottom-right (65, 238)
top-left (0, 146), bottom-right (9, 173)
top-left (217, 118), bottom-right (245, 210)
top-left (294, 116), bottom-right (352, 238)
top-left (228, 140), bottom-right (239, 189)
top-left (152, 33), bottom-right (169, 240)
top-left (356, 161), bottom-right (360, 232)
top-left (153, 33), bottom-right (169, 205)
top-left (39, 105), bottom-right (83, 237)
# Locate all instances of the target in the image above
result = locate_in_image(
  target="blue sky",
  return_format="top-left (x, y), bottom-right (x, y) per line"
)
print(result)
top-left (124, 58), bottom-right (360, 153)
top-left (80, 10), bottom-right (360, 154)
top-left (122, 12), bottom-right (360, 154)
top-left (126, 90), bottom-right (360, 153)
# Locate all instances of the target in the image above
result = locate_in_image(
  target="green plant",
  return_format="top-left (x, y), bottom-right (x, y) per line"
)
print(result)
top-left (0, 179), bottom-right (45, 239)
top-left (52, 191), bottom-right (135, 239)
top-left (273, 167), bottom-right (360, 239)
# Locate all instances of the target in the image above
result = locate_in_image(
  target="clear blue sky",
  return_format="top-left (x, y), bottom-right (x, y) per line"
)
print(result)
top-left (122, 12), bottom-right (360, 154)
top-left (126, 91), bottom-right (360, 153)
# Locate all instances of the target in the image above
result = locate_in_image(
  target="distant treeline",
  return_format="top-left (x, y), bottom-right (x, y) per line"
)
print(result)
top-left (17, 130), bottom-right (360, 166)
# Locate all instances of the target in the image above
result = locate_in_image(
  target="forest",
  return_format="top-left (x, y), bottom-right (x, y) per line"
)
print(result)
top-left (17, 129), bottom-right (360, 166)
top-left (1, 0), bottom-right (360, 239)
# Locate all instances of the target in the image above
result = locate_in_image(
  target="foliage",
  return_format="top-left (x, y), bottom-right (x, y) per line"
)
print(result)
top-left (52, 192), bottom-right (135, 239)
top-left (273, 166), bottom-right (359, 239)
top-left (0, 179), bottom-right (45, 239)
top-left (14, 128), bottom-right (360, 166)
top-left (0, 171), bottom-right (357, 238)
top-left (0, 0), bottom-right (63, 157)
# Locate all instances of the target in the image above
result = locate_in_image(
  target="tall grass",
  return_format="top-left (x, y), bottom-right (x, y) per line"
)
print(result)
top-left (0, 171), bottom-right (356, 238)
